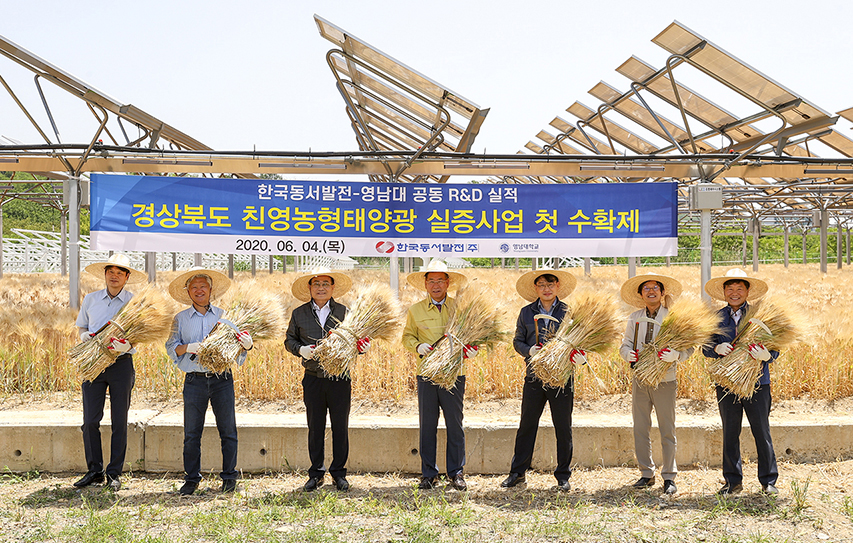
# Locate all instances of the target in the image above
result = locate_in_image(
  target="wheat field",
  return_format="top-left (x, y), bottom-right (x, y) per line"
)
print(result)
top-left (0, 263), bottom-right (847, 403)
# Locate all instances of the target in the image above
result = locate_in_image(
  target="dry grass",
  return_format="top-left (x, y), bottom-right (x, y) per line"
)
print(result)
top-left (0, 263), bottom-right (850, 403)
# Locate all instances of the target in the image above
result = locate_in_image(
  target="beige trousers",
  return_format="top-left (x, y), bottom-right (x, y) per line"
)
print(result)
top-left (632, 378), bottom-right (677, 480)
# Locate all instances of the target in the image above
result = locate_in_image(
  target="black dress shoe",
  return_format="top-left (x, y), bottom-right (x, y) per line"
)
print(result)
top-left (333, 476), bottom-right (350, 491)
top-left (303, 476), bottom-right (324, 492)
top-left (501, 473), bottom-right (526, 488)
top-left (418, 477), bottom-right (435, 490)
top-left (106, 475), bottom-right (121, 492)
top-left (717, 483), bottom-right (743, 495)
top-left (73, 471), bottom-right (104, 488)
top-left (762, 484), bottom-right (778, 495)
top-left (663, 480), bottom-right (677, 495)
top-left (556, 479), bottom-right (571, 491)
top-left (450, 474), bottom-right (467, 491)
top-left (179, 481), bottom-right (198, 496)
top-left (221, 479), bottom-right (237, 493)
top-left (632, 476), bottom-right (656, 488)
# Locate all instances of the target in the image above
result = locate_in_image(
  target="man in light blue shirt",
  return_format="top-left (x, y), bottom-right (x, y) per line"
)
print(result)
top-left (165, 267), bottom-right (252, 496)
top-left (74, 253), bottom-right (147, 491)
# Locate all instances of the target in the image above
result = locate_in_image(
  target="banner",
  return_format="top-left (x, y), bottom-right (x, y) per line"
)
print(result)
top-left (89, 174), bottom-right (677, 257)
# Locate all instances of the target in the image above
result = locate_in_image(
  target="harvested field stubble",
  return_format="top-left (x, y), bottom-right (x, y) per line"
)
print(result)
top-left (0, 264), bottom-right (848, 403)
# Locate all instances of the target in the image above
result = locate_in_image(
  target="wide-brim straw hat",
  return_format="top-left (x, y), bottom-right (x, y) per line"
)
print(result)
top-left (621, 273), bottom-right (683, 308)
top-left (704, 268), bottom-right (768, 301)
top-left (405, 259), bottom-right (468, 291)
top-left (291, 267), bottom-right (353, 302)
top-left (515, 268), bottom-right (577, 302)
top-left (168, 267), bottom-right (231, 305)
top-left (84, 253), bottom-right (147, 284)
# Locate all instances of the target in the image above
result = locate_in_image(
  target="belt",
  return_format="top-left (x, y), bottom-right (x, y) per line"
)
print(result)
top-left (189, 371), bottom-right (230, 379)
top-left (304, 368), bottom-right (349, 381)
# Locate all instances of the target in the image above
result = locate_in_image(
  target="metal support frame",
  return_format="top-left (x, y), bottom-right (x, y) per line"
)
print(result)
top-left (700, 209), bottom-right (711, 302)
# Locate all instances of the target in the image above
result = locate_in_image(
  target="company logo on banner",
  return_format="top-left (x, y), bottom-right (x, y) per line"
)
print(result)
top-left (89, 174), bottom-right (677, 257)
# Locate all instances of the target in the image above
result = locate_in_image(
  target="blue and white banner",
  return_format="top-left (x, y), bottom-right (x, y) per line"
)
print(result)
top-left (89, 174), bottom-right (677, 257)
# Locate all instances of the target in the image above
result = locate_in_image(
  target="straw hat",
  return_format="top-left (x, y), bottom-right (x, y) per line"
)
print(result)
top-left (84, 253), bottom-right (147, 284)
top-left (168, 267), bottom-right (231, 305)
top-left (291, 267), bottom-right (353, 302)
top-left (620, 273), bottom-right (683, 308)
top-left (405, 260), bottom-right (468, 291)
top-left (704, 268), bottom-right (768, 302)
top-left (515, 268), bottom-right (577, 302)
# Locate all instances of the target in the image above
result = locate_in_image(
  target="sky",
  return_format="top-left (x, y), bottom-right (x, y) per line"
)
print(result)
top-left (2, 0), bottom-right (853, 173)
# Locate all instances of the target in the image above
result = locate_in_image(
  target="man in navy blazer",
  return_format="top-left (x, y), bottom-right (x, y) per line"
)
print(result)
top-left (703, 269), bottom-right (779, 495)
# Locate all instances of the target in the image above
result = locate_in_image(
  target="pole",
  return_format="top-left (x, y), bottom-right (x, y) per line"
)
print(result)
top-left (783, 227), bottom-right (789, 268)
top-left (60, 210), bottom-right (67, 276)
top-left (0, 206), bottom-right (3, 279)
top-left (700, 209), bottom-right (712, 302)
top-left (838, 221), bottom-right (843, 270)
top-left (752, 219), bottom-right (759, 273)
top-left (820, 210), bottom-right (828, 274)
top-left (628, 256), bottom-right (636, 278)
top-left (68, 176), bottom-right (80, 309)
top-left (583, 257), bottom-right (591, 277)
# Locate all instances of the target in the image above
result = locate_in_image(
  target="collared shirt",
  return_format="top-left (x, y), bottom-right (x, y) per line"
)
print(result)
top-left (644, 306), bottom-right (660, 345)
top-left (431, 296), bottom-right (447, 313)
top-left (165, 305), bottom-right (245, 373)
top-left (312, 300), bottom-right (331, 328)
top-left (402, 296), bottom-right (462, 376)
top-left (730, 303), bottom-right (747, 326)
top-left (76, 288), bottom-right (137, 354)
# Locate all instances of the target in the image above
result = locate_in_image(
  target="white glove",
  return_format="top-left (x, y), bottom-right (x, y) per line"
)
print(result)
top-left (749, 343), bottom-right (772, 362)
top-left (299, 345), bottom-right (316, 360)
top-left (108, 337), bottom-right (131, 353)
top-left (658, 348), bottom-right (679, 363)
top-left (570, 349), bottom-right (587, 365)
top-left (528, 345), bottom-right (541, 358)
top-left (417, 343), bottom-right (433, 357)
top-left (236, 331), bottom-right (253, 350)
top-left (186, 342), bottom-right (202, 355)
top-left (356, 337), bottom-right (371, 354)
top-left (462, 344), bottom-right (479, 359)
top-left (80, 331), bottom-right (93, 343)
top-left (714, 342), bottom-right (734, 356)
top-left (628, 350), bottom-right (639, 365)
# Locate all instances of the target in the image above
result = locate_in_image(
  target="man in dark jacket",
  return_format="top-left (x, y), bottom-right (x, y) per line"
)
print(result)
top-left (285, 268), bottom-right (367, 492)
top-left (501, 268), bottom-right (582, 491)
top-left (703, 268), bottom-right (779, 495)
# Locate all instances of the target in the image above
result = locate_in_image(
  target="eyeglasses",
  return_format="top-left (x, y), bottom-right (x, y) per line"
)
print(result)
top-left (535, 281), bottom-right (557, 289)
top-left (426, 279), bottom-right (448, 286)
top-left (642, 285), bottom-right (661, 293)
top-left (310, 281), bottom-right (333, 288)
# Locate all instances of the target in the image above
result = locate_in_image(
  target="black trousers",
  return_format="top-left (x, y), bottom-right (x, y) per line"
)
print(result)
top-left (302, 372), bottom-right (351, 479)
top-left (716, 384), bottom-right (778, 487)
top-left (509, 375), bottom-right (574, 481)
top-left (81, 354), bottom-right (134, 478)
top-left (417, 375), bottom-right (466, 479)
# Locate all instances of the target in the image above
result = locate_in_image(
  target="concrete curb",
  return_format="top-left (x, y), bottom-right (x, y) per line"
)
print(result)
top-left (2, 410), bottom-right (852, 474)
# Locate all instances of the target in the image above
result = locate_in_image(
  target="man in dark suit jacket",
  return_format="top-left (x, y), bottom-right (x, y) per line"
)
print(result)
top-left (703, 269), bottom-right (779, 496)
top-left (285, 268), bottom-right (367, 492)
top-left (501, 268), bottom-right (581, 492)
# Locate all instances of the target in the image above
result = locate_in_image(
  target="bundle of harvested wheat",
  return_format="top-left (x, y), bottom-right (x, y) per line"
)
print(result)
top-left (314, 282), bottom-right (401, 378)
top-left (196, 283), bottom-right (285, 373)
top-left (420, 285), bottom-right (506, 390)
top-left (633, 295), bottom-right (719, 388)
top-left (70, 285), bottom-right (172, 382)
top-left (530, 290), bottom-right (621, 389)
top-left (706, 297), bottom-right (799, 399)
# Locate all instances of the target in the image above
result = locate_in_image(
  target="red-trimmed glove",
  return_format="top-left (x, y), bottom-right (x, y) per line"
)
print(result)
top-left (570, 348), bottom-right (587, 365)
top-left (748, 343), bottom-right (771, 362)
top-left (236, 331), bottom-right (253, 350)
top-left (628, 350), bottom-right (638, 368)
top-left (658, 348), bottom-right (679, 363)
top-left (108, 337), bottom-right (131, 353)
top-left (356, 337), bottom-right (371, 354)
top-left (462, 344), bottom-right (479, 359)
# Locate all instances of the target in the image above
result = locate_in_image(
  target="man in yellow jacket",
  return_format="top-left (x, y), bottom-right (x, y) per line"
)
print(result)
top-left (402, 260), bottom-right (471, 491)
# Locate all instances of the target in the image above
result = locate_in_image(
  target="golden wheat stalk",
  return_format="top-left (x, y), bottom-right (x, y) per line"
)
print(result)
top-left (315, 282), bottom-right (401, 378)
top-left (69, 285), bottom-right (172, 382)
top-left (420, 285), bottom-right (507, 390)
top-left (707, 297), bottom-right (799, 399)
top-left (633, 295), bottom-right (720, 388)
top-left (530, 290), bottom-right (621, 389)
top-left (196, 283), bottom-right (285, 373)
